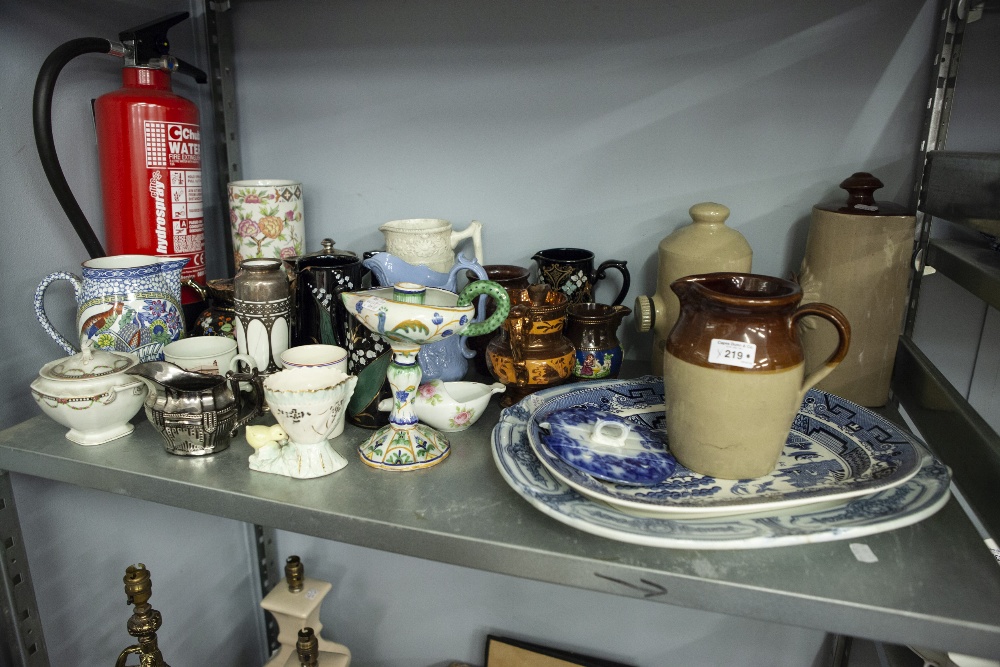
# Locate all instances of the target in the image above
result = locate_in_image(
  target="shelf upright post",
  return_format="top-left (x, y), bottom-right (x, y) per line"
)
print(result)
top-left (203, 1), bottom-right (282, 660)
top-left (0, 472), bottom-right (49, 667)
top-left (205, 0), bottom-right (243, 276)
top-left (903, 0), bottom-right (971, 336)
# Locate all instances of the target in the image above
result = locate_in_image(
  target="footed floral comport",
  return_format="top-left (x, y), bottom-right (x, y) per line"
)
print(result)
top-left (341, 281), bottom-right (509, 470)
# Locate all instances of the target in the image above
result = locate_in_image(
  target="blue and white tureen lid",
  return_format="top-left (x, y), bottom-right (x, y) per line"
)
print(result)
top-left (537, 407), bottom-right (676, 486)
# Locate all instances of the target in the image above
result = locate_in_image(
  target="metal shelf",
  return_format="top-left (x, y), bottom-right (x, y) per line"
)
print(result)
top-left (920, 151), bottom-right (1000, 236)
top-left (1, 405), bottom-right (999, 659)
top-left (892, 335), bottom-right (1000, 539)
top-left (926, 238), bottom-right (1000, 311)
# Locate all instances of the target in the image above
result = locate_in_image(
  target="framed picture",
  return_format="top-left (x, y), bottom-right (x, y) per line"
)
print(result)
top-left (485, 635), bottom-right (635, 667)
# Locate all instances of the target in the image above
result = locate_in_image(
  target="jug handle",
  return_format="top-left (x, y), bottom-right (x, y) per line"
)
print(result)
top-left (34, 271), bottom-right (84, 355)
top-left (505, 305), bottom-right (530, 386)
top-left (181, 277), bottom-right (207, 301)
top-left (592, 260), bottom-right (631, 306)
top-left (457, 280), bottom-right (511, 338)
top-left (229, 368), bottom-right (265, 431)
top-left (450, 220), bottom-right (484, 265)
top-left (791, 303), bottom-right (851, 398)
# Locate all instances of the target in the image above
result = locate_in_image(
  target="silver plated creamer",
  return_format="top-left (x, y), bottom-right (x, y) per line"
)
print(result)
top-left (126, 361), bottom-right (263, 456)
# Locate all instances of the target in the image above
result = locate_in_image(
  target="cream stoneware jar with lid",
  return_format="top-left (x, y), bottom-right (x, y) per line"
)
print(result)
top-left (634, 202), bottom-right (752, 375)
top-left (30, 341), bottom-right (148, 445)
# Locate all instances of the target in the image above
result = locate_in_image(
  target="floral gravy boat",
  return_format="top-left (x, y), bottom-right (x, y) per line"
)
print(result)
top-left (383, 380), bottom-right (505, 432)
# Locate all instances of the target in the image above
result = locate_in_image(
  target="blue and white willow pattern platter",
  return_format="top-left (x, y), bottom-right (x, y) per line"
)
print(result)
top-left (491, 378), bottom-right (951, 549)
top-left (527, 377), bottom-right (924, 517)
top-left (539, 408), bottom-right (676, 485)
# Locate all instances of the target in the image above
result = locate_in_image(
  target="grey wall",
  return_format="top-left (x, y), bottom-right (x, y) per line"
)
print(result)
top-left (5, 0), bottom-right (985, 665)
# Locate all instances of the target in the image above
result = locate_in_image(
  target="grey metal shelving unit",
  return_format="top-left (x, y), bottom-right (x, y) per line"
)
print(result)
top-left (1, 1), bottom-right (998, 666)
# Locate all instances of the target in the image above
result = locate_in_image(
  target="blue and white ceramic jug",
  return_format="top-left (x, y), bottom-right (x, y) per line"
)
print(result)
top-left (35, 255), bottom-right (188, 362)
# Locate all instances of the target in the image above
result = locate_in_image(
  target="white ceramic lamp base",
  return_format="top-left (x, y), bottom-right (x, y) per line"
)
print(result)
top-left (261, 574), bottom-right (351, 667)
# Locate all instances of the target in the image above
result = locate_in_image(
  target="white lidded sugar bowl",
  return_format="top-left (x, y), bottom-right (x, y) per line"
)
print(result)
top-left (30, 340), bottom-right (148, 445)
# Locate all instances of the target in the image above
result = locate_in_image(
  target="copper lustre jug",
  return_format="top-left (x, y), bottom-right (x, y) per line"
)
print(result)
top-left (486, 285), bottom-right (574, 406)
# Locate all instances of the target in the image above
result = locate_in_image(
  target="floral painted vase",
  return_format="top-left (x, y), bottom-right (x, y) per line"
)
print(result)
top-left (228, 179), bottom-right (305, 269)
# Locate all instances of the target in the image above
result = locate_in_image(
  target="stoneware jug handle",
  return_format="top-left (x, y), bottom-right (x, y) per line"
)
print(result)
top-left (791, 302), bottom-right (851, 397)
top-left (229, 368), bottom-right (265, 432)
top-left (592, 260), bottom-right (631, 306)
top-left (450, 220), bottom-right (484, 265)
top-left (457, 279), bottom-right (511, 338)
top-left (34, 271), bottom-right (84, 355)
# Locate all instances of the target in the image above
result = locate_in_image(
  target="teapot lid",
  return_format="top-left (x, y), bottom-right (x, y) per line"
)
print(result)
top-left (38, 340), bottom-right (140, 381)
top-left (289, 239), bottom-right (358, 264)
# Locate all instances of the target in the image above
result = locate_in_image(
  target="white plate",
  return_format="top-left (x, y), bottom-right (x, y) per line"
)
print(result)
top-left (527, 378), bottom-right (924, 518)
top-left (491, 380), bottom-right (951, 549)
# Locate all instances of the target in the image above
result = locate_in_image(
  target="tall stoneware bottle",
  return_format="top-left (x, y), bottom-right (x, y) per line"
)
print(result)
top-left (233, 258), bottom-right (291, 375)
top-left (797, 173), bottom-right (915, 407)
top-left (634, 202), bottom-right (752, 375)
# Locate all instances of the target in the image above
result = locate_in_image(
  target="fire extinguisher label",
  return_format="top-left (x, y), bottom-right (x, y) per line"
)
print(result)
top-left (143, 121), bottom-right (205, 283)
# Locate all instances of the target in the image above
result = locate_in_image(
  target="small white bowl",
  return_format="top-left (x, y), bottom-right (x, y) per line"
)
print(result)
top-left (30, 343), bottom-right (147, 445)
top-left (412, 380), bottom-right (505, 432)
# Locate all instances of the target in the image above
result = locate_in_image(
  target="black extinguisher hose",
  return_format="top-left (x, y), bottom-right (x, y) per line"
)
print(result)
top-left (33, 37), bottom-right (114, 259)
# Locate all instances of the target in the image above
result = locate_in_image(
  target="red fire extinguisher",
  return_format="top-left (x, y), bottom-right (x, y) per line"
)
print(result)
top-left (33, 12), bottom-right (208, 305)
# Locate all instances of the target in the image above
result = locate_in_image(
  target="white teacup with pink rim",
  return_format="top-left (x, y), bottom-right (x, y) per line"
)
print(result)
top-left (279, 344), bottom-right (348, 373)
top-left (163, 337), bottom-right (257, 376)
